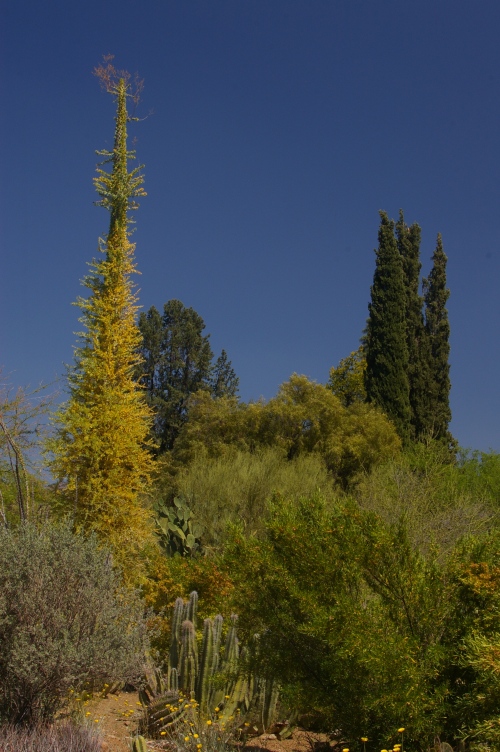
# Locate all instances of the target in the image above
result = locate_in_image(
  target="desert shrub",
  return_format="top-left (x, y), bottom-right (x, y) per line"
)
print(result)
top-left (0, 721), bottom-right (102, 752)
top-left (355, 441), bottom-right (496, 559)
top-left (173, 375), bottom-right (400, 485)
top-left (177, 447), bottom-right (334, 546)
top-left (223, 491), bottom-right (500, 749)
top-left (0, 521), bottom-right (148, 725)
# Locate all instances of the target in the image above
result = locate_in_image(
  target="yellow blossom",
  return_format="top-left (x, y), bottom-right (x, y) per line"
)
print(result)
top-left (207, 720), bottom-right (212, 726)
top-left (398, 729), bottom-right (405, 734)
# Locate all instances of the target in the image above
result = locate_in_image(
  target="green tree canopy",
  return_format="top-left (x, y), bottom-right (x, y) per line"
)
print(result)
top-left (327, 346), bottom-right (366, 407)
top-left (137, 300), bottom-right (238, 452)
top-left (173, 374), bottom-right (400, 485)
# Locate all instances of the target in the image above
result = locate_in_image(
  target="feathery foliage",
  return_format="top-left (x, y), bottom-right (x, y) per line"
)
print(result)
top-left (49, 60), bottom-right (153, 567)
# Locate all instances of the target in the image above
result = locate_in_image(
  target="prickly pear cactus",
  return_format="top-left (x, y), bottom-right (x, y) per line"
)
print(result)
top-left (154, 497), bottom-right (204, 557)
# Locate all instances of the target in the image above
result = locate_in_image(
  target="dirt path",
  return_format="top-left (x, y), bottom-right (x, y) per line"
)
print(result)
top-left (88, 692), bottom-right (335, 752)
top-left (89, 689), bottom-right (142, 751)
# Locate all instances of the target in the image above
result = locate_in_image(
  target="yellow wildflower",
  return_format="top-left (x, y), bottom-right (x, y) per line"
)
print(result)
top-left (207, 720), bottom-right (212, 726)
top-left (361, 739), bottom-right (368, 743)
top-left (194, 733), bottom-right (199, 739)
top-left (398, 729), bottom-right (405, 734)
top-left (185, 737), bottom-right (190, 742)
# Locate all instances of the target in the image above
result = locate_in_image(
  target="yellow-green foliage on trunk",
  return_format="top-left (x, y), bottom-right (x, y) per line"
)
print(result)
top-left (49, 62), bottom-right (153, 571)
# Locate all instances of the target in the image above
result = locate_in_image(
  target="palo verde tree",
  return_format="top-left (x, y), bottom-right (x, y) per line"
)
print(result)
top-left (423, 234), bottom-right (452, 442)
top-left (49, 59), bottom-right (153, 568)
top-left (365, 211), bottom-right (411, 441)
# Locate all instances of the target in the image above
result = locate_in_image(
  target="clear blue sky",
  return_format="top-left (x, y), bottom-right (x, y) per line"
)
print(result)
top-left (1, 1), bottom-right (499, 452)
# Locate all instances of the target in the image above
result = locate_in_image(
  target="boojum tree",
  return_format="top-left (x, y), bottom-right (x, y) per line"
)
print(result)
top-left (49, 59), bottom-right (153, 569)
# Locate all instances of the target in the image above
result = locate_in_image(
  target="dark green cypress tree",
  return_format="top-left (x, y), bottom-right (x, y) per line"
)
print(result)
top-left (396, 210), bottom-right (430, 440)
top-left (365, 211), bottom-right (411, 441)
top-left (422, 234), bottom-right (452, 441)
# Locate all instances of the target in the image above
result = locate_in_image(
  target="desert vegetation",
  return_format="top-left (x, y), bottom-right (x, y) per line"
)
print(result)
top-left (2, 59), bottom-right (499, 752)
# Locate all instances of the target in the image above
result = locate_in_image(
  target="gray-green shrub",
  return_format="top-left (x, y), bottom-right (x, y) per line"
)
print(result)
top-left (0, 521), bottom-right (148, 725)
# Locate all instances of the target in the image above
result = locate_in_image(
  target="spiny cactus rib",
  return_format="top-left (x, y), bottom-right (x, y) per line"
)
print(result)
top-left (169, 597), bottom-right (185, 670)
top-left (187, 590), bottom-right (198, 631)
top-left (139, 690), bottom-right (189, 738)
top-left (179, 620), bottom-right (198, 693)
top-left (132, 736), bottom-right (148, 752)
top-left (197, 618), bottom-right (215, 713)
top-left (168, 666), bottom-right (179, 692)
top-left (262, 676), bottom-right (280, 731)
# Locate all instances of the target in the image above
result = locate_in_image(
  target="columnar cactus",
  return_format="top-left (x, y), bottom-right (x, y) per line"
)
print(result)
top-left (169, 597), bottom-right (185, 670)
top-left (140, 591), bottom-right (279, 739)
top-left (132, 735), bottom-right (148, 752)
top-left (179, 619), bottom-right (198, 694)
top-left (197, 618), bottom-right (215, 714)
top-left (185, 590), bottom-right (198, 631)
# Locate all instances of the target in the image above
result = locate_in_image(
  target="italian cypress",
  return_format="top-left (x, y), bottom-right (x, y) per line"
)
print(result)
top-left (396, 210), bottom-right (429, 440)
top-left (422, 234), bottom-right (452, 441)
top-left (49, 61), bottom-right (153, 570)
top-left (365, 211), bottom-right (411, 441)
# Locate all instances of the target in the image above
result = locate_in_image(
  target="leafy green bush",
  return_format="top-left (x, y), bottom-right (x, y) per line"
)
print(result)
top-left (354, 441), bottom-right (496, 559)
top-left (173, 375), bottom-right (400, 485)
top-left (0, 521), bottom-right (148, 725)
top-left (222, 487), bottom-right (500, 749)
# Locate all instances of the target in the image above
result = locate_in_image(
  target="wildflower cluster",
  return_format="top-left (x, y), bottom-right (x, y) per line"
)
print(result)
top-left (155, 692), bottom-right (246, 752)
